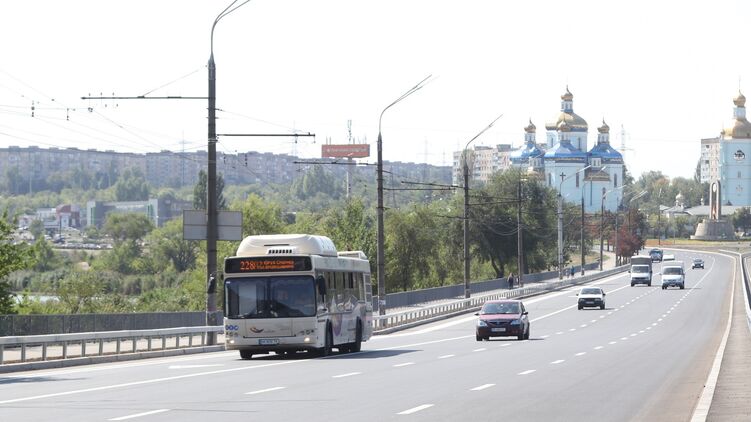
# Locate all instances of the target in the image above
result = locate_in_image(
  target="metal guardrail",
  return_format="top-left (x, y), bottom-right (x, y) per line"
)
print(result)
top-left (740, 254), bottom-right (751, 333)
top-left (372, 266), bottom-right (628, 332)
top-left (0, 326), bottom-right (223, 365)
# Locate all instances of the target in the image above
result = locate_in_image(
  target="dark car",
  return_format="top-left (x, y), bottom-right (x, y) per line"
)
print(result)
top-left (475, 299), bottom-right (530, 341)
top-left (692, 258), bottom-right (704, 269)
top-left (649, 248), bottom-right (663, 262)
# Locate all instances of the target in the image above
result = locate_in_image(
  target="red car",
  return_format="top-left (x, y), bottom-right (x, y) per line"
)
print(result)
top-left (475, 299), bottom-right (530, 341)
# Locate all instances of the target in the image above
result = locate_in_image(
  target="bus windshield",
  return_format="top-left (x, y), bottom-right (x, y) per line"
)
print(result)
top-left (226, 275), bottom-right (316, 319)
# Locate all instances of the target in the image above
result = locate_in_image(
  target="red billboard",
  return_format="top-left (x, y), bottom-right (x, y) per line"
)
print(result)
top-left (321, 144), bottom-right (370, 158)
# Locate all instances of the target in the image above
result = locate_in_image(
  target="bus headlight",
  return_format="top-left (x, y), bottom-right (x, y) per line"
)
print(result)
top-left (304, 337), bottom-right (311, 343)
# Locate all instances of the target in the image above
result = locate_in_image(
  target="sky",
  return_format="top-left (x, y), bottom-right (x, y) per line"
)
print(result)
top-left (2, 0), bottom-right (751, 180)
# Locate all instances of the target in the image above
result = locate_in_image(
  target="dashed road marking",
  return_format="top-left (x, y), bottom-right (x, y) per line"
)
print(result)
top-left (333, 372), bottom-right (361, 378)
top-left (551, 360), bottom-right (565, 364)
top-left (245, 387), bottom-right (285, 395)
top-left (438, 354), bottom-right (455, 359)
top-left (393, 362), bottom-right (415, 368)
top-left (398, 404), bottom-right (434, 415)
top-left (518, 370), bottom-right (536, 375)
top-left (109, 409), bottom-right (171, 421)
top-left (470, 384), bottom-right (495, 391)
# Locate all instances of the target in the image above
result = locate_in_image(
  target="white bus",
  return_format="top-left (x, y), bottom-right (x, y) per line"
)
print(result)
top-left (223, 234), bottom-right (373, 359)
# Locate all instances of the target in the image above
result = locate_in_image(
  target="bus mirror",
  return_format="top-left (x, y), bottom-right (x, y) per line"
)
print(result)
top-left (316, 275), bottom-right (327, 296)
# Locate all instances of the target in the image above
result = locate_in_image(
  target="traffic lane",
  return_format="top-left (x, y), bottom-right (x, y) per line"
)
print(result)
top-left (0, 254), bottom-right (728, 418)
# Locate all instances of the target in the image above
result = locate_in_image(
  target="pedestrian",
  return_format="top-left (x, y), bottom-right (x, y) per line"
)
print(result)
top-left (570, 266), bottom-right (575, 278)
top-left (508, 272), bottom-right (515, 289)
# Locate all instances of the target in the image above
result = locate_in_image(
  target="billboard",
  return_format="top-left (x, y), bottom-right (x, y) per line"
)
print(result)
top-left (321, 144), bottom-right (370, 158)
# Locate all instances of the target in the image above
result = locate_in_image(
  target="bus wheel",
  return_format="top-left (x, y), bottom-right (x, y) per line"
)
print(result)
top-left (351, 321), bottom-right (362, 353)
top-left (319, 325), bottom-right (333, 357)
top-left (239, 350), bottom-right (253, 360)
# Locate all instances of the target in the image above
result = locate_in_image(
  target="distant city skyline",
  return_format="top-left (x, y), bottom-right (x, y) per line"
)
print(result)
top-left (2, 0), bottom-right (751, 180)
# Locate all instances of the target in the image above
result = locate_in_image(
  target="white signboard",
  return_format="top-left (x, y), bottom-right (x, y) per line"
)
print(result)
top-left (183, 210), bottom-right (243, 241)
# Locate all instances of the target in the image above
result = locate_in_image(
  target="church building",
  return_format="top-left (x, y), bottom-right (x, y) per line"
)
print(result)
top-left (510, 87), bottom-right (625, 213)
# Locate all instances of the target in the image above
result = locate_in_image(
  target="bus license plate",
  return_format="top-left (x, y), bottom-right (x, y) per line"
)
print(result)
top-left (491, 328), bottom-right (506, 332)
top-left (259, 339), bottom-right (279, 346)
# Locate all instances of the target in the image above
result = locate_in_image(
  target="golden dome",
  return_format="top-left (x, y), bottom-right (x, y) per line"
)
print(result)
top-left (557, 120), bottom-right (571, 132)
top-left (524, 119), bottom-right (536, 133)
top-left (545, 111), bottom-right (588, 131)
top-left (723, 118), bottom-right (751, 139)
top-left (561, 86), bottom-right (573, 101)
top-left (598, 119), bottom-right (610, 133)
top-left (734, 91), bottom-right (746, 107)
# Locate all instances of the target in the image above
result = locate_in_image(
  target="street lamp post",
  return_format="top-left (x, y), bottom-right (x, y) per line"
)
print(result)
top-left (206, 0), bottom-right (250, 345)
top-left (599, 185), bottom-right (625, 271)
top-left (580, 166), bottom-right (607, 275)
top-left (375, 76), bottom-right (431, 317)
top-left (557, 165), bottom-right (591, 279)
top-left (462, 113), bottom-right (504, 298)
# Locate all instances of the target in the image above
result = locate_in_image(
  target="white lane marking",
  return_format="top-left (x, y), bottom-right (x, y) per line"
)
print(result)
top-left (332, 372), bottom-right (361, 378)
top-left (4, 350), bottom-right (239, 379)
top-left (518, 370), bottom-right (536, 375)
top-left (621, 337), bottom-right (628, 340)
top-left (658, 318), bottom-right (663, 322)
top-left (639, 330), bottom-right (645, 334)
top-left (556, 331), bottom-right (564, 335)
top-left (551, 360), bottom-right (565, 364)
top-left (471, 384), bottom-right (495, 391)
top-left (109, 409), bottom-right (170, 421)
top-left (438, 354), bottom-right (455, 359)
top-left (630, 333), bottom-right (637, 337)
top-left (590, 320), bottom-right (597, 323)
top-left (691, 251), bottom-right (735, 421)
top-left (580, 324), bottom-right (587, 328)
top-left (575, 352), bottom-right (586, 356)
top-left (652, 323), bottom-right (658, 326)
top-left (245, 387), bottom-right (285, 395)
top-left (501, 344), bottom-right (511, 347)
top-left (168, 364), bottom-right (224, 369)
top-left (473, 348), bottom-right (487, 352)
top-left (607, 312), bottom-right (613, 315)
top-left (599, 315), bottom-right (606, 318)
top-left (569, 328), bottom-right (576, 332)
top-left (594, 346), bottom-right (604, 350)
top-left (0, 359), bottom-right (304, 405)
top-left (540, 335), bottom-right (550, 339)
top-left (646, 327), bottom-right (652, 330)
top-left (609, 341), bottom-right (617, 345)
top-left (398, 404), bottom-right (434, 415)
top-left (393, 362), bottom-right (415, 368)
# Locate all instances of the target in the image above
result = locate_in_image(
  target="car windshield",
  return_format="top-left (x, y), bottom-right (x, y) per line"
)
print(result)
top-left (694, 259), bottom-right (702, 263)
top-left (632, 265), bottom-right (650, 272)
top-left (580, 288), bottom-right (601, 295)
top-left (225, 275), bottom-right (317, 319)
top-left (663, 267), bottom-right (682, 275)
top-left (481, 302), bottom-right (520, 314)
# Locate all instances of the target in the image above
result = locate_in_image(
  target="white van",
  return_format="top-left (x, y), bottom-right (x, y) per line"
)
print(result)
top-left (661, 261), bottom-right (685, 290)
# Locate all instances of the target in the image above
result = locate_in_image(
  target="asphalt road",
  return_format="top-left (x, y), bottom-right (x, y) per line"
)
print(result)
top-left (0, 250), bottom-right (733, 422)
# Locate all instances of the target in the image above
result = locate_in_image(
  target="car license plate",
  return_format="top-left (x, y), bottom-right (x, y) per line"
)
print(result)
top-left (491, 328), bottom-right (506, 332)
top-left (258, 339), bottom-right (279, 345)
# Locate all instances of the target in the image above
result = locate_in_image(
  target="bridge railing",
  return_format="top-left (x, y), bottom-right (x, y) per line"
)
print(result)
top-left (0, 326), bottom-right (223, 366)
top-left (373, 265), bottom-right (628, 333)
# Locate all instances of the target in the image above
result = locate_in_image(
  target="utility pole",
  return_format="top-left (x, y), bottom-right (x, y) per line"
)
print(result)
top-left (557, 172), bottom-right (565, 280)
top-left (580, 193), bottom-right (585, 276)
top-left (600, 194), bottom-right (605, 271)
top-left (463, 157), bottom-right (470, 297)
top-left (517, 177), bottom-right (524, 287)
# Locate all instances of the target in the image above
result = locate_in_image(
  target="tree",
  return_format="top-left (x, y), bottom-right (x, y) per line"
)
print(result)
top-left (0, 212), bottom-right (34, 313)
top-left (732, 207), bottom-right (751, 234)
top-left (145, 219), bottom-right (198, 273)
top-left (114, 168), bottom-right (150, 201)
top-left (239, 193), bottom-right (285, 236)
top-left (56, 270), bottom-right (105, 314)
top-left (102, 213), bottom-right (154, 242)
top-left (193, 170), bottom-right (227, 210)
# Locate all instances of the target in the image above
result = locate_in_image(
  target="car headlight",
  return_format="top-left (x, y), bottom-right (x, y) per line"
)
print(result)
top-left (510, 319), bottom-right (521, 325)
top-left (477, 320), bottom-right (487, 327)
